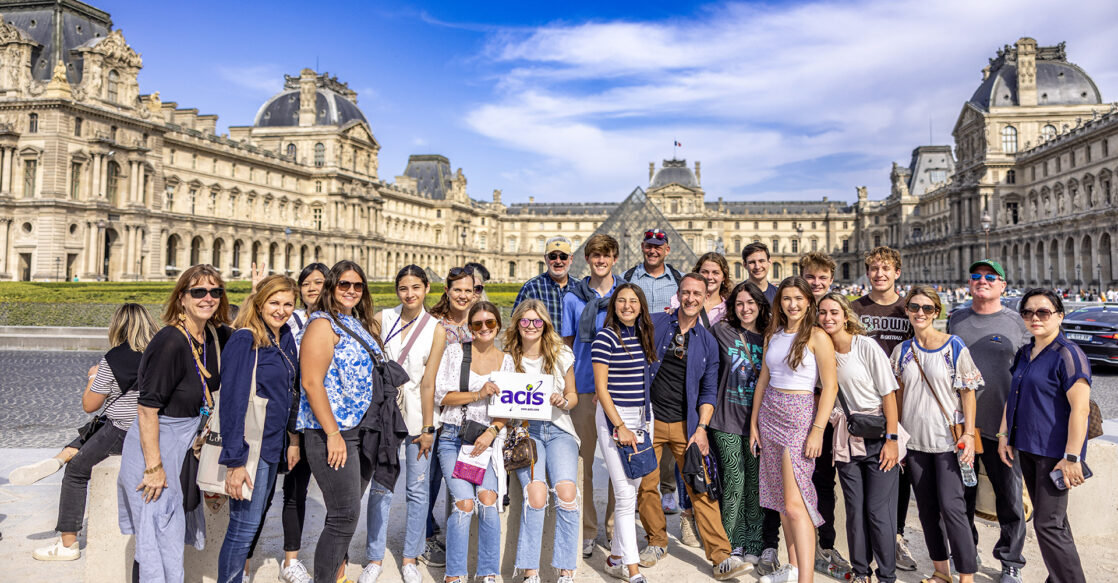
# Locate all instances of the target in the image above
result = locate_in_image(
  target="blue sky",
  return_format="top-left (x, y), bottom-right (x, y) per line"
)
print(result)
top-left (100, 0), bottom-right (1118, 205)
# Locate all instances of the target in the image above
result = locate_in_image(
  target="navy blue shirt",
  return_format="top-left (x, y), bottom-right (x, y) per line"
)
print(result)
top-left (219, 326), bottom-right (300, 467)
top-left (1006, 334), bottom-right (1092, 460)
top-left (650, 311), bottom-right (719, 436)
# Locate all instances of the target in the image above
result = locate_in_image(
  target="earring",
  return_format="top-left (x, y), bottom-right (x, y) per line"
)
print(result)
top-left (178, 310), bottom-right (187, 324)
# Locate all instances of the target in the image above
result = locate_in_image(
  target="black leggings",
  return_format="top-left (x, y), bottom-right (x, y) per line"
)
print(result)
top-left (305, 428), bottom-right (372, 582)
top-left (247, 443), bottom-right (312, 557)
top-left (56, 424), bottom-right (127, 533)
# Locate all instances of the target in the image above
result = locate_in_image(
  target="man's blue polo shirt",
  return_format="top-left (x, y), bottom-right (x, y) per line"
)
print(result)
top-left (561, 277), bottom-right (618, 394)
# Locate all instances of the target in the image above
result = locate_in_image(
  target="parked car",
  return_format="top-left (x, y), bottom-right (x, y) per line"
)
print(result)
top-left (1062, 305), bottom-right (1118, 367)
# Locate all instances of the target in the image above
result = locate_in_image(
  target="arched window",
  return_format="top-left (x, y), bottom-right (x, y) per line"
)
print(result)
top-left (286, 143), bottom-right (297, 159)
top-left (107, 70), bottom-right (120, 103)
top-left (1001, 126), bottom-right (1018, 154)
top-left (74, 117), bottom-right (82, 137)
top-left (106, 161), bottom-right (122, 205)
top-left (28, 113), bottom-right (38, 133)
top-left (166, 235), bottom-right (180, 272)
top-left (190, 236), bottom-right (203, 266)
top-left (1041, 124), bottom-right (1057, 142)
top-left (1006, 169), bottom-right (1016, 184)
top-left (314, 143), bottom-right (325, 167)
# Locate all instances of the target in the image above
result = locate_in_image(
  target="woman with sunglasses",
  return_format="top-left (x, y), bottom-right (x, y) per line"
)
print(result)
top-left (592, 283), bottom-right (657, 583)
top-left (707, 282), bottom-right (773, 564)
top-left (117, 265), bottom-right (233, 583)
top-left (669, 252), bottom-right (733, 325)
top-left (503, 300), bottom-right (580, 583)
top-left (298, 260), bottom-right (384, 583)
top-left (361, 265), bottom-right (439, 583)
top-left (817, 292), bottom-right (902, 583)
top-left (748, 277), bottom-right (839, 583)
top-left (216, 275), bottom-right (301, 583)
top-left (998, 289), bottom-right (1090, 583)
top-left (433, 301), bottom-right (513, 583)
top-left (890, 285), bottom-right (981, 583)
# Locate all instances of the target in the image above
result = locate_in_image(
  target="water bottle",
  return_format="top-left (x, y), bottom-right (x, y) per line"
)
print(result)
top-left (957, 443), bottom-right (978, 487)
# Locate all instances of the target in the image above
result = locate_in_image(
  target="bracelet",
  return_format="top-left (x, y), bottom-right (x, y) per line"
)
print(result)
top-left (812, 423), bottom-right (825, 430)
top-left (144, 463), bottom-right (163, 475)
top-left (325, 429), bottom-right (341, 437)
top-left (487, 425), bottom-right (500, 436)
top-left (996, 432), bottom-right (1008, 438)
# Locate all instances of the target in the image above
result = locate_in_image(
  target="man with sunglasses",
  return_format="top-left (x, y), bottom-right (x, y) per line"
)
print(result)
top-left (947, 260), bottom-right (1030, 583)
top-left (636, 273), bottom-right (749, 580)
top-left (514, 236), bottom-right (574, 328)
top-left (624, 228), bottom-right (684, 314)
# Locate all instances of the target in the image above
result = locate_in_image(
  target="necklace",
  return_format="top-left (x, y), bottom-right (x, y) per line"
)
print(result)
top-left (269, 330), bottom-right (299, 399)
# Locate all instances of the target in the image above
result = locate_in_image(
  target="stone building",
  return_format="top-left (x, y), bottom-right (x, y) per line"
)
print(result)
top-left (0, 0), bottom-right (855, 283)
top-left (858, 37), bottom-right (1118, 289)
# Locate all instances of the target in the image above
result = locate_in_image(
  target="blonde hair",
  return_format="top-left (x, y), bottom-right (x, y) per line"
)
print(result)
top-left (818, 292), bottom-right (865, 336)
top-left (162, 264), bottom-right (232, 326)
top-left (503, 300), bottom-right (565, 376)
top-left (233, 275), bottom-right (299, 348)
top-left (108, 303), bottom-right (158, 352)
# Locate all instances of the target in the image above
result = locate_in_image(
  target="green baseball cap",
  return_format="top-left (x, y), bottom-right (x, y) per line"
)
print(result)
top-left (969, 259), bottom-right (1006, 279)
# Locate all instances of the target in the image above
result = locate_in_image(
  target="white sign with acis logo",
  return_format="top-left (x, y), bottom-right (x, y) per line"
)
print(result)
top-left (487, 371), bottom-right (555, 420)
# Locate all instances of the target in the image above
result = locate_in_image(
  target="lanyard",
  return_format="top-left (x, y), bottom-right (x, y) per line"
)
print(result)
top-left (384, 312), bottom-right (419, 345)
top-left (180, 324), bottom-right (213, 414)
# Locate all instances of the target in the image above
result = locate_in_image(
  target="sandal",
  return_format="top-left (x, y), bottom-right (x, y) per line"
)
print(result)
top-left (920, 572), bottom-right (953, 583)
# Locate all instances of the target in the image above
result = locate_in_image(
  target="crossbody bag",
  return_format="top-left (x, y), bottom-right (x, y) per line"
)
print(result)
top-left (909, 339), bottom-right (983, 454)
top-left (455, 342), bottom-right (491, 444)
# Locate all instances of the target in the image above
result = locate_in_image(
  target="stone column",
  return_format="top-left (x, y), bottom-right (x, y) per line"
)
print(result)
top-left (128, 161), bottom-right (137, 204)
top-left (84, 223), bottom-right (96, 274)
top-left (0, 219), bottom-right (9, 274)
top-left (90, 155), bottom-right (101, 199)
top-left (124, 227), bottom-right (136, 278)
top-left (0, 148), bottom-right (8, 194)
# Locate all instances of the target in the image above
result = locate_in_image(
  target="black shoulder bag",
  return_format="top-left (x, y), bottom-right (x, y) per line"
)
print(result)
top-left (835, 388), bottom-right (886, 439)
top-left (455, 342), bottom-right (491, 444)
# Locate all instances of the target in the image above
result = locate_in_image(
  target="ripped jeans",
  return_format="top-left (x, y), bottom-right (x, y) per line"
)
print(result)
top-left (514, 420), bottom-right (580, 572)
top-left (367, 434), bottom-right (434, 561)
top-left (436, 423), bottom-right (501, 578)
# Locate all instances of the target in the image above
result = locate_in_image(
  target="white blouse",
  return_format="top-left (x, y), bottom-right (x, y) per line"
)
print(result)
top-left (891, 335), bottom-right (983, 454)
top-left (435, 342), bottom-right (515, 427)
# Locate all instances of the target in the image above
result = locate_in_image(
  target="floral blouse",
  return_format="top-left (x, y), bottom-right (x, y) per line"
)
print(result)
top-left (296, 312), bottom-right (383, 431)
top-left (441, 318), bottom-right (472, 345)
top-left (435, 342), bottom-right (514, 427)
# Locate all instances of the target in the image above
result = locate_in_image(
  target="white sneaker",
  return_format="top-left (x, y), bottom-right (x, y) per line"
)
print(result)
top-left (557, 574), bottom-right (576, 583)
top-left (582, 538), bottom-right (595, 558)
top-left (280, 558), bottom-right (312, 583)
top-left (637, 545), bottom-right (666, 568)
top-left (402, 563), bottom-right (422, 583)
top-left (713, 555), bottom-right (752, 580)
top-left (759, 564), bottom-right (798, 583)
top-left (604, 557), bottom-right (629, 581)
top-left (10, 458), bottom-right (63, 486)
top-left (32, 537), bottom-right (79, 561)
top-left (358, 563), bottom-right (383, 583)
top-left (480, 576), bottom-right (498, 583)
top-left (522, 575), bottom-right (541, 583)
top-left (629, 575), bottom-right (648, 583)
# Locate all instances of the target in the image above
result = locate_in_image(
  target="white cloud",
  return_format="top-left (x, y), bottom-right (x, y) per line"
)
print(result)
top-left (465, 0), bottom-right (1118, 204)
top-left (215, 64), bottom-right (285, 95)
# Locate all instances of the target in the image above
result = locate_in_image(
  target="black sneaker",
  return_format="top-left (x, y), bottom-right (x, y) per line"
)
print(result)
top-left (419, 537), bottom-right (446, 567)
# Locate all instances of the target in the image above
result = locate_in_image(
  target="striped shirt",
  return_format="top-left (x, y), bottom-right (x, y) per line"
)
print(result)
top-left (91, 357), bottom-right (139, 430)
top-left (591, 325), bottom-right (649, 407)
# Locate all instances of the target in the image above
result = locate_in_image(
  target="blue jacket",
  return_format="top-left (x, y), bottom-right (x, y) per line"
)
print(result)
top-left (650, 310), bottom-right (719, 436)
top-left (219, 327), bottom-right (299, 467)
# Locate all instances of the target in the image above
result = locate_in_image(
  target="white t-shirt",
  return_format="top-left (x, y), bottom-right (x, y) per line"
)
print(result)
top-left (835, 335), bottom-right (898, 412)
top-left (380, 307), bottom-right (439, 435)
top-left (91, 357), bottom-right (139, 430)
top-left (891, 336), bottom-right (983, 453)
top-left (519, 346), bottom-right (579, 446)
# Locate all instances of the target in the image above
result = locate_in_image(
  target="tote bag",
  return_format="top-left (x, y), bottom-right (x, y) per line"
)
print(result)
top-left (197, 348), bottom-right (269, 500)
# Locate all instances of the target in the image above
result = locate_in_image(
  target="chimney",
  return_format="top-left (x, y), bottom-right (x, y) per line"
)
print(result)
top-left (695, 161), bottom-right (701, 186)
top-left (492, 189), bottom-right (502, 204)
top-left (649, 162), bottom-right (655, 183)
top-left (1016, 37), bottom-right (1038, 106)
top-left (298, 69), bottom-right (317, 127)
top-left (529, 196), bottom-right (535, 204)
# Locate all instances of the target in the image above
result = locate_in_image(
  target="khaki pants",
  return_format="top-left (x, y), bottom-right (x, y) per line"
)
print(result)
top-left (637, 420), bottom-right (732, 564)
top-left (571, 395), bottom-right (600, 540)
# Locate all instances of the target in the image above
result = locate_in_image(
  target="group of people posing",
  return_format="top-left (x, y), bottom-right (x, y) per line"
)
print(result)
top-left (11, 228), bottom-right (1093, 583)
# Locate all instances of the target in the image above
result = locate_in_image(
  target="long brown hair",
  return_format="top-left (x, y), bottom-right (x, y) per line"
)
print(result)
top-left (693, 252), bottom-right (732, 300)
top-left (430, 267), bottom-right (475, 320)
top-left (766, 277), bottom-right (817, 370)
top-left (108, 303), bottom-right (158, 351)
top-left (234, 275), bottom-right (299, 348)
top-left (311, 260), bottom-right (376, 335)
top-left (504, 300), bottom-right (564, 375)
top-left (819, 291), bottom-right (865, 336)
top-left (603, 283), bottom-right (658, 363)
top-left (161, 264), bottom-right (232, 326)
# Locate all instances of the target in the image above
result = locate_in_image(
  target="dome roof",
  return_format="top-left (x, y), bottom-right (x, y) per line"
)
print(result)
top-left (253, 72), bottom-right (369, 128)
top-left (969, 40), bottom-right (1101, 110)
top-left (651, 159), bottom-right (698, 188)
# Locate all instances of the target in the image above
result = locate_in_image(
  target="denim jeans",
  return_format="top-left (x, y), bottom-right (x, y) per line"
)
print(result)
top-left (436, 423), bottom-right (500, 578)
top-left (514, 421), bottom-right (580, 572)
top-left (56, 423), bottom-right (127, 533)
top-left (217, 459), bottom-right (279, 583)
top-left (305, 428), bottom-right (373, 583)
top-left (367, 435), bottom-right (433, 561)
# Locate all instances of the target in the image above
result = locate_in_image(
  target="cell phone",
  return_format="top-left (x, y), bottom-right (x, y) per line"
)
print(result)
top-left (1049, 461), bottom-right (1093, 491)
top-left (751, 442), bottom-right (761, 456)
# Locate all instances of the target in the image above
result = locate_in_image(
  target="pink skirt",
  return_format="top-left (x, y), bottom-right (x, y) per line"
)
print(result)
top-left (757, 389), bottom-right (823, 526)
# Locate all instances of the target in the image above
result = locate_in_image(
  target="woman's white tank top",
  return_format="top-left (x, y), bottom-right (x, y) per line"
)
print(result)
top-left (765, 329), bottom-right (818, 391)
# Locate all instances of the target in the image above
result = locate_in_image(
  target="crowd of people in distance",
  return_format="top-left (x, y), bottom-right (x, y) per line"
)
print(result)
top-left (7, 229), bottom-right (1095, 583)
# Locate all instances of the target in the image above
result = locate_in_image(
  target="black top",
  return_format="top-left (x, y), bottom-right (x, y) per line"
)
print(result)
top-left (709, 322), bottom-right (764, 435)
top-left (651, 331), bottom-right (688, 423)
top-left (137, 324), bottom-right (231, 418)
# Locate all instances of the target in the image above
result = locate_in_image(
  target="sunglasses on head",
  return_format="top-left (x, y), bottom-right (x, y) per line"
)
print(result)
top-left (468, 318), bottom-right (499, 332)
top-left (1020, 308), bottom-right (1056, 321)
top-left (474, 284), bottom-right (485, 294)
top-left (643, 230), bottom-right (666, 240)
top-left (905, 303), bottom-right (937, 315)
top-left (519, 318), bottom-right (545, 329)
top-left (336, 280), bottom-right (365, 292)
top-left (186, 287), bottom-right (224, 299)
top-left (547, 252), bottom-right (569, 262)
top-left (448, 267), bottom-right (468, 278)
top-left (970, 273), bottom-right (1000, 282)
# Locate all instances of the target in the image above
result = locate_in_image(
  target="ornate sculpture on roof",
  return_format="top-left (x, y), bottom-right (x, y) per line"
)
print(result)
top-left (988, 38), bottom-right (1067, 70)
top-left (284, 70), bottom-right (358, 102)
top-left (0, 16), bottom-right (35, 45)
top-left (87, 30), bottom-right (143, 69)
top-left (44, 60), bottom-right (72, 99)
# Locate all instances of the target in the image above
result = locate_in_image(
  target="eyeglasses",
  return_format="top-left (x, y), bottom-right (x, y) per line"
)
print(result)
top-left (970, 273), bottom-right (1000, 282)
top-left (643, 230), bottom-right (666, 240)
top-left (519, 318), bottom-right (545, 329)
top-left (187, 287), bottom-right (224, 299)
top-left (671, 333), bottom-right (687, 359)
top-left (547, 252), bottom-right (569, 262)
top-left (468, 318), bottom-right (499, 332)
top-left (336, 280), bottom-right (365, 292)
top-left (473, 284), bottom-right (486, 294)
top-left (1021, 308), bottom-right (1056, 321)
top-left (905, 303), bottom-right (937, 315)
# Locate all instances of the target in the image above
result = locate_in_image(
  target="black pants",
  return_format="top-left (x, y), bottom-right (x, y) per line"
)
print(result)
top-left (836, 442), bottom-right (898, 583)
top-left (762, 508), bottom-right (781, 550)
top-left (1019, 451), bottom-right (1086, 583)
top-left (963, 436), bottom-right (1026, 569)
top-left (810, 422), bottom-right (838, 549)
top-left (897, 468), bottom-right (911, 536)
top-left (56, 424), bottom-right (127, 533)
top-left (907, 450), bottom-right (977, 574)
top-left (247, 444), bottom-right (312, 557)
top-left (305, 428), bottom-right (373, 582)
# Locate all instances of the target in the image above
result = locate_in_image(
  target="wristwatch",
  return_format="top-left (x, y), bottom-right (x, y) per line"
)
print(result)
top-left (697, 423), bottom-right (709, 431)
top-left (487, 425), bottom-right (500, 437)
top-left (420, 425), bottom-right (436, 434)
top-left (1064, 453), bottom-right (1081, 463)
top-left (884, 433), bottom-right (899, 441)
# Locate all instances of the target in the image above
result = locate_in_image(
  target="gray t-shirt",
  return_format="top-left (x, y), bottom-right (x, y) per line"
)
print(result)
top-left (947, 306), bottom-right (1029, 440)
